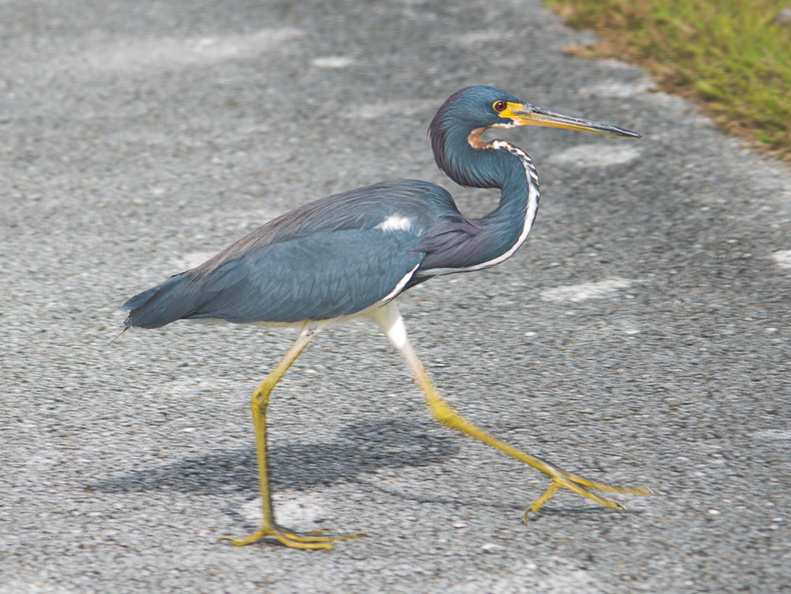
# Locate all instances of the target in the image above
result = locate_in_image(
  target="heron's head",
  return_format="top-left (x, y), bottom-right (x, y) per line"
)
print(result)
top-left (429, 85), bottom-right (640, 145)
top-left (428, 86), bottom-right (640, 188)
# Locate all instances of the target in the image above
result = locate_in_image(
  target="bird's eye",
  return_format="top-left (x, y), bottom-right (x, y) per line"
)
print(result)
top-left (493, 100), bottom-right (507, 112)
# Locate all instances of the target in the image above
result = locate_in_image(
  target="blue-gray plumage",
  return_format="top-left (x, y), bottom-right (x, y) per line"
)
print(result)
top-left (123, 86), bottom-right (648, 550)
top-left (125, 180), bottom-right (447, 326)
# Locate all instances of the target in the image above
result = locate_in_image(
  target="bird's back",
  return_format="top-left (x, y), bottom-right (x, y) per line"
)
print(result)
top-left (124, 179), bottom-right (461, 328)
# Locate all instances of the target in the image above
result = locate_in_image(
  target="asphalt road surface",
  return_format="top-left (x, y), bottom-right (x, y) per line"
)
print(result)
top-left (2, 1), bottom-right (789, 592)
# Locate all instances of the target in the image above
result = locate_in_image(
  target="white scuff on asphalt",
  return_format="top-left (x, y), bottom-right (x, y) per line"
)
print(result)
top-left (540, 278), bottom-right (636, 303)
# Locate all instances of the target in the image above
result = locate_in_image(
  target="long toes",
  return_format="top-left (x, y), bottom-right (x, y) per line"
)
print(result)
top-left (219, 532), bottom-right (267, 547)
top-left (220, 531), bottom-right (333, 550)
top-left (523, 470), bottom-right (652, 521)
top-left (277, 529), bottom-right (366, 544)
top-left (565, 473), bottom-right (652, 496)
top-left (271, 533), bottom-right (335, 550)
top-left (220, 526), bottom-right (365, 549)
top-left (561, 479), bottom-right (626, 510)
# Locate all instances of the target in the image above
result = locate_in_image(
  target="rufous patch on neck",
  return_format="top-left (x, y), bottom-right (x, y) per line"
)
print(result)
top-left (467, 127), bottom-right (493, 150)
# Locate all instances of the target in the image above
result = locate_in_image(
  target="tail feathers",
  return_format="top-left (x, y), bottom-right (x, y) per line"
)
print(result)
top-left (123, 273), bottom-right (199, 329)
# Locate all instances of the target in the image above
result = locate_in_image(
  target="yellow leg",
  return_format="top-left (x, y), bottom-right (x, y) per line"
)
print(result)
top-left (369, 302), bottom-right (650, 520)
top-left (220, 323), bottom-right (365, 549)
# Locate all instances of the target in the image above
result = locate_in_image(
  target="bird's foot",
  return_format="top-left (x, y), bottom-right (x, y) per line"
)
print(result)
top-left (523, 466), bottom-right (652, 522)
top-left (219, 525), bottom-right (366, 550)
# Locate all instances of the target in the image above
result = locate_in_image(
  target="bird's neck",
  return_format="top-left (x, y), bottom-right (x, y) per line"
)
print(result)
top-left (473, 140), bottom-right (541, 264)
top-left (434, 133), bottom-right (542, 270)
top-left (441, 129), bottom-right (539, 197)
top-left (481, 139), bottom-right (539, 209)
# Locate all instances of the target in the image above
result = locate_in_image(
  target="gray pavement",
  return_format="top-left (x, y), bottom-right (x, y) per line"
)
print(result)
top-left (1, 0), bottom-right (789, 592)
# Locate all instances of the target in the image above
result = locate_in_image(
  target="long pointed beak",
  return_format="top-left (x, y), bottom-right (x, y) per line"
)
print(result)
top-left (508, 103), bottom-right (641, 138)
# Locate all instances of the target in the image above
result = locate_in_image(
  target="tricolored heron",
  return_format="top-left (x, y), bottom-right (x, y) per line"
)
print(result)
top-left (124, 86), bottom-right (648, 549)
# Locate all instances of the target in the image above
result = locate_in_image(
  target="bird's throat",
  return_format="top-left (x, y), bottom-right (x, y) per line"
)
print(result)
top-left (467, 127), bottom-right (494, 150)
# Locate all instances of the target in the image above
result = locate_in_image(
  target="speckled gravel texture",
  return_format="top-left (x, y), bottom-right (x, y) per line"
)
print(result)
top-left (2, 1), bottom-right (789, 592)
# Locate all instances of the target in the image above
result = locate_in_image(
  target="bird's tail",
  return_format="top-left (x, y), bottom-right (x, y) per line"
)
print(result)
top-left (123, 273), bottom-right (198, 329)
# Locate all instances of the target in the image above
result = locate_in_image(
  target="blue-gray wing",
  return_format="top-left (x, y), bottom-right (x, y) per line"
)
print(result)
top-left (123, 179), bottom-right (466, 328)
top-left (124, 228), bottom-right (423, 328)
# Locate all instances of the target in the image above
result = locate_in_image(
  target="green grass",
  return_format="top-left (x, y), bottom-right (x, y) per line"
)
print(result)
top-left (545, 0), bottom-right (791, 161)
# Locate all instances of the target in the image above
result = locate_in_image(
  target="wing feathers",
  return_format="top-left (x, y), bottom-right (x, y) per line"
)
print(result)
top-left (124, 230), bottom-right (423, 328)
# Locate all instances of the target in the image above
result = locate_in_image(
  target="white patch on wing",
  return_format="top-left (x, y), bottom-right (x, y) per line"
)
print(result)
top-left (375, 214), bottom-right (413, 232)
